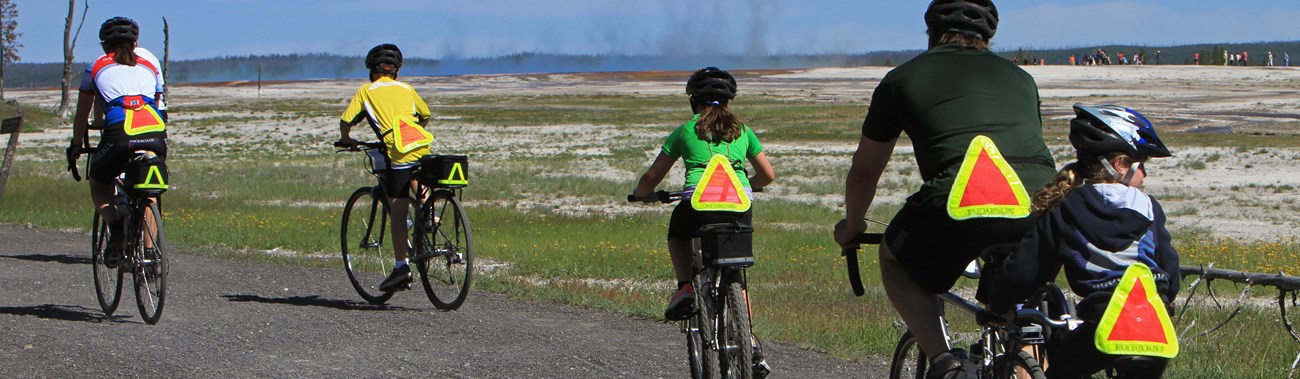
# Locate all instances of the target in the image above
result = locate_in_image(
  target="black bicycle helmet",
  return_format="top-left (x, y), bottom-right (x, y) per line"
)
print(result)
top-left (685, 67), bottom-right (737, 102)
top-left (1069, 104), bottom-right (1172, 161)
top-left (365, 43), bottom-right (404, 71)
top-left (925, 0), bottom-right (999, 41)
top-left (99, 17), bottom-right (140, 44)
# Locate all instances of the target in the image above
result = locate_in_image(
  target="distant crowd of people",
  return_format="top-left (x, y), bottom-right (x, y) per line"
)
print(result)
top-left (1036, 48), bottom-right (1292, 67)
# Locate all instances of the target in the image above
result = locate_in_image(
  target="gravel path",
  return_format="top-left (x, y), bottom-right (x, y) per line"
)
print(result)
top-left (0, 223), bottom-right (885, 378)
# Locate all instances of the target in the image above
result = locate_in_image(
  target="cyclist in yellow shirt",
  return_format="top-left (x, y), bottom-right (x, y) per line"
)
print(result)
top-left (338, 43), bottom-right (433, 292)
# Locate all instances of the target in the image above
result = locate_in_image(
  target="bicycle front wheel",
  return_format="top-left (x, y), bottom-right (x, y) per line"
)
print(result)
top-left (341, 187), bottom-right (394, 304)
top-left (133, 201), bottom-right (167, 325)
top-left (718, 275), bottom-right (753, 379)
top-left (415, 190), bottom-right (473, 310)
top-left (888, 330), bottom-right (927, 379)
top-left (91, 211), bottom-right (123, 316)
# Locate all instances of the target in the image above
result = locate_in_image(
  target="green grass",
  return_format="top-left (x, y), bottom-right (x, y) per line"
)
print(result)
top-left (2, 93), bottom-right (1298, 377)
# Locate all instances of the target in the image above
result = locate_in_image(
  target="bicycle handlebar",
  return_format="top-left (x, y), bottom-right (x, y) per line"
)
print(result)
top-left (333, 141), bottom-right (385, 152)
top-left (627, 190), bottom-right (683, 204)
top-left (841, 219), bottom-right (888, 297)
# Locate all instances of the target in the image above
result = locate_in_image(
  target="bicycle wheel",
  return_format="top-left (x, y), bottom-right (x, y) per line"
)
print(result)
top-left (889, 330), bottom-right (927, 379)
top-left (342, 187), bottom-right (395, 304)
top-left (415, 190), bottom-right (473, 310)
top-left (91, 211), bottom-right (123, 316)
top-left (690, 270), bottom-right (721, 379)
top-left (717, 274), bottom-right (753, 379)
top-left (991, 350), bottom-right (1046, 379)
top-left (133, 200), bottom-right (167, 324)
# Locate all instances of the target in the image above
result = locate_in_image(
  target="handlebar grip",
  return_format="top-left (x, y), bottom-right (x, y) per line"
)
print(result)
top-left (844, 248), bottom-right (865, 296)
top-left (333, 141), bottom-right (352, 148)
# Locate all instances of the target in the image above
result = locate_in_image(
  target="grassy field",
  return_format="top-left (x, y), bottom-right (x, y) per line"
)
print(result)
top-left (2, 93), bottom-right (1299, 377)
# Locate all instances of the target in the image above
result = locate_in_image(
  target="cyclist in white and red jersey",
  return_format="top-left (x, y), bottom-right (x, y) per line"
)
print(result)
top-left (67, 16), bottom-right (168, 267)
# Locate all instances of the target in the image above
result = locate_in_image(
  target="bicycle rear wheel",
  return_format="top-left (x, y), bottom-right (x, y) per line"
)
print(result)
top-left (889, 330), bottom-right (927, 379)
top-left (991, 350), bottom-right (1046, 379)
top-left (415, 190), bottom-right (473, 310)
top-left (341, 187), bottom-right (395, 304)
top-left (133, 201), bottom-right (167, 325)
top-left (690, 269), bottom-right (721, 379)
top-left (717, 274), bottom-right (753, 379)
top-left (91, 212), bottom-right (123, 316)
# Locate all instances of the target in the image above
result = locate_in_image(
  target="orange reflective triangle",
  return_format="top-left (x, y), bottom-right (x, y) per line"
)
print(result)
top-left (1107, 281), bottom-right (1168, 343)
top-left (959, 150), bottom-right (1020, 206)
top-left (1095, 263), bottom-right (1179, 358)
top-left (390, 114), bottom-right (433, 153)
top-left (690, 154), bottom-right (750, 212)
top-left (123, 106), bottom-right (165, 136)
top-left (947, 136), bottom-right (1031, 220)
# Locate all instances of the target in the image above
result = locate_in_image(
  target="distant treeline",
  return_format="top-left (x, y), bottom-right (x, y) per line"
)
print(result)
top-left (5, 41), bottom-right (1296, 88)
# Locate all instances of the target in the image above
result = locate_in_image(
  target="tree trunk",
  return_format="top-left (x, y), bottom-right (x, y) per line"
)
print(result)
top-left (57, 0), bottom-right (74, 117)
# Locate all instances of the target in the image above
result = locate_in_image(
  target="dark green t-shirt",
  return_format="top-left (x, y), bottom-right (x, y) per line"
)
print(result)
top-left (661, 115), bottom-right (764, 189)
top-left (862, 44), bottom-right (1055, 201)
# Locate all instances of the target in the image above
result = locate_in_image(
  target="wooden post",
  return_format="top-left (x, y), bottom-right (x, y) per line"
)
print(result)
top-left (0, 115), bottom-right (23, 209)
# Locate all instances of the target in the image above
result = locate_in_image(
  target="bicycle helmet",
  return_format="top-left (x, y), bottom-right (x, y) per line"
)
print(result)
top-left (99, 17), bottom-right (140, 44)
top-left (685, 67), bottom-right (737, 102)
top-left (365, 43), bottom-right (404, 71)
top-left (925, 0), bottom-right (999, 41)
top-left (1069, 104), bottom-right (1172, 161)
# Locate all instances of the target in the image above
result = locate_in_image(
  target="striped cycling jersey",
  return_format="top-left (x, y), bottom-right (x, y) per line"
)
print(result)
top-left (79, 47), bottom-right (166, 128)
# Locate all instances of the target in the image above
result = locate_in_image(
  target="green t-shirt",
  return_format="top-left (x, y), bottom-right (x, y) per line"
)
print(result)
top-left (861, 44), bottom-right (1056, 201)
top-left (661, 115), bottom-right (764, 189)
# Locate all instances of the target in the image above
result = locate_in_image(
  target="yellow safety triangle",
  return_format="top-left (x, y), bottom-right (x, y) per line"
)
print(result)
top-left (1095, 263), bottom-right (1179, 358)
top-left (134, 165), bottom-right (168, 190)
top-left (690, 154), bottom-right (750, 212)
top-left (947, 135), bottom-right (1031, 220)
top-left (440, 162), bottom-right (468, 186)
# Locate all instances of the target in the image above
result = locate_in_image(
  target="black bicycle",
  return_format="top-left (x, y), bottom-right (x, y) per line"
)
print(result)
top-left (842, 228), bottom-right (1078, 379)
top-left (630, 190), bottom-right (756, 379)
top-left (72, 147), bottom-right (169, 324)
top-left (335, 141), bottom-right (473, 310)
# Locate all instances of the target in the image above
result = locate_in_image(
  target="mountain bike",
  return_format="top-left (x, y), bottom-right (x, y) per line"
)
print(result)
top-left (72, 147), bottom-right (170, 324)
top-left (630, 190), bottom-right (757, 379)
top-left (842, 229), bottom-right (1079, 379)
top-left (335, 141), bottom-right (473, 310)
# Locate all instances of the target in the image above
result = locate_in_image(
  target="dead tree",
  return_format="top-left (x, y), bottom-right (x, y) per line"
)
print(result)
top-left (57, 0), bottom-right (87, 117)
top-left (0, 0), bottom-right (22, 100)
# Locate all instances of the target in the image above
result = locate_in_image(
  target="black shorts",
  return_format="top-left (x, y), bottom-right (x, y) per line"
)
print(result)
top-left (89, 137), bottom-right (168, 184)
top-left (667, 201), bottom-right (753, 239)
top-left (382, 166), bottom-right (417, 199)
top-left (884, 197), bottom-right (1036, 294)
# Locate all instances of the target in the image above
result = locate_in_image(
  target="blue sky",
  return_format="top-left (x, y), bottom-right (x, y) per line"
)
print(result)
top-left (10, 0), bottom-right (1300, 63)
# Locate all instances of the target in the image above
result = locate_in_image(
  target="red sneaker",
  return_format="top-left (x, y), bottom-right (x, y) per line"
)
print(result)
top-left (664, 283), bottom-right (696, 321)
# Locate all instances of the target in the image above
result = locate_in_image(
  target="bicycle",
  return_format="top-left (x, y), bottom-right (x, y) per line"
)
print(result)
top-left (70, 147), bottom-right (170, 324)
top-left (629, 190), bottom-right (758, 379)
top-left (335, 141), bottom-right (473, 310)
top-left (842, 228), bottom-right (1080, 379)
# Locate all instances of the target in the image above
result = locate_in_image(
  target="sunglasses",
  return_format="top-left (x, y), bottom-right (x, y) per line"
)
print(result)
top-left (1133, 161), bottom-right (1147, 175)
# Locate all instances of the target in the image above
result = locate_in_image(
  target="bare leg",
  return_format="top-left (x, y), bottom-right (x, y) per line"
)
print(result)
top-left (668, 237), bottom-right (693, 283)
top-left (388, 197), bottom-right (410, 262)
top-left (879, 244), bottom-right (950, 361)
top-left (89, 179), bottom-right (118, 221)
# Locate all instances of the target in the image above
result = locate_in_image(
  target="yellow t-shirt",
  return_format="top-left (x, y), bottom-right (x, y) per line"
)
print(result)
top-left (340, 77), bottom-right (433, 165)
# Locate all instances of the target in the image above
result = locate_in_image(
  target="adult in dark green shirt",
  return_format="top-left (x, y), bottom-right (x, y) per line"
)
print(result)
top-left (834, 2), bottom-right (1055, 378)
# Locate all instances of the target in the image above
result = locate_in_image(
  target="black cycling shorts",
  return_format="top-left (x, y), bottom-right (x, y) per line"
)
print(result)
top-left (884, 197), bottom-right (1036, 294)
top-left (667, 201), bottom-right (752, 239)
top-left (89, 136), bottom-right (168, 184)
top-left (383, 166), bottom-right (417, 199)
